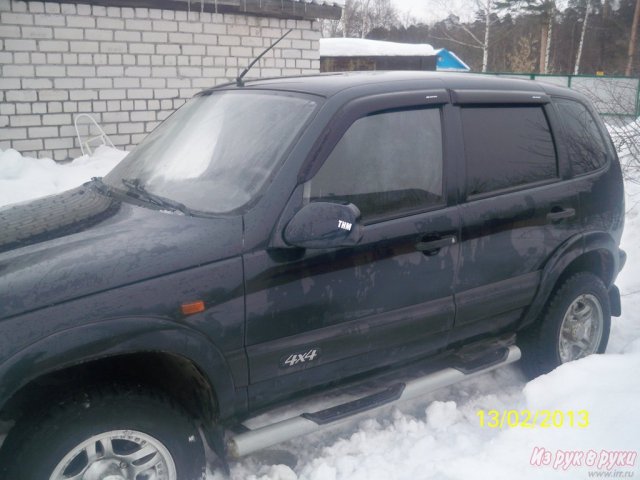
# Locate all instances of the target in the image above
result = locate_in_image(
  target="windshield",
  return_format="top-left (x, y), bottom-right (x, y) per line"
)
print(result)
top-left (104, 90), bottom-right (318, 214)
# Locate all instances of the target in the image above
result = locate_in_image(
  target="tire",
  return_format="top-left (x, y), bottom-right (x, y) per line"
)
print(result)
top-left (0, 386), bottom-right (206, 480)
top-left (519, 272), bottom-right (611, 379)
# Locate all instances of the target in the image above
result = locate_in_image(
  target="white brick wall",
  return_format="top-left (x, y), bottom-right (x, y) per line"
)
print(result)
top-left (0, 0), bottom-right (321, 160)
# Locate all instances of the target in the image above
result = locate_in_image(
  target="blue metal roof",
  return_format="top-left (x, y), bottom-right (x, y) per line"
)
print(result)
top-left (436, 49), bottom-right (471, 72)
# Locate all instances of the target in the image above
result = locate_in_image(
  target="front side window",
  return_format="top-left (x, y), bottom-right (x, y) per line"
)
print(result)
top-left (554, 98), bottom-right (608, 175)
top-left (461, 106), bottom-right (558, 196)
top-left (104, 90), bottom-right (318, 214)
top-left (305, 108), bottom-right (443, 221)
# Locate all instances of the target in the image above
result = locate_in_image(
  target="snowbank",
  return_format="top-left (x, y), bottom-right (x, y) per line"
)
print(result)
top-left (319, 38), bottom-right (438, 57)
top-left (0, 146), bottom-right (127, 208)
top-left (606, 116), bottom-right (640, 139)
top-left (606, 117), bottom-right (640, 167)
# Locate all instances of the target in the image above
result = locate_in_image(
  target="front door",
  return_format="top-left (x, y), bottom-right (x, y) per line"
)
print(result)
top-left (244, 99), bottom-right (460, 408)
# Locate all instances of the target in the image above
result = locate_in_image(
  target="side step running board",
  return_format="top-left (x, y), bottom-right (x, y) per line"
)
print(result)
top-left (301, 382), bottom-right (405, 425)
top-left (227, 345), bottom-right (521, 458)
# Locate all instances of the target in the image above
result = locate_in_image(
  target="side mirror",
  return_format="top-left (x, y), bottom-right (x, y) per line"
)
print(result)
top-left (284, 202), bottom-right (363, 249)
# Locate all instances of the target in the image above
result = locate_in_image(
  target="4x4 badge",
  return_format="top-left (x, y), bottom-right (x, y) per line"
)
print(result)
top-left (280, 348), bottom-right (321, 368)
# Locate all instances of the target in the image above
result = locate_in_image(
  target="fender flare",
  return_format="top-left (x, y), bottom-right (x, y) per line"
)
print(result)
top-left (0, 316), bottom-right (244, 421)
top-left (519, 231), bottom-right (620, 329)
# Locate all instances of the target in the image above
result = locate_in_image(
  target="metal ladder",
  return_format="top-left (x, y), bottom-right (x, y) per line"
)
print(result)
top-left (74, 113), bottom-right (115, 156)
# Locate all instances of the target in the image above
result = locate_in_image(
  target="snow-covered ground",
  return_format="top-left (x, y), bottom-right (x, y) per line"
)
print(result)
top-left (0, 137), bottom-right (638, 479)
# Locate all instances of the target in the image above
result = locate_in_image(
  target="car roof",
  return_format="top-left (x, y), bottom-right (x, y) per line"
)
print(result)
top-left (204, 71), bottom-right (581, 100)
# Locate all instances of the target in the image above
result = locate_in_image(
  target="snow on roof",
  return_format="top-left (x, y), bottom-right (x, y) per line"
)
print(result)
top-left (319, 38), bottom-right (437, 57)
top-left (294, 0), bottom-right (345, 7)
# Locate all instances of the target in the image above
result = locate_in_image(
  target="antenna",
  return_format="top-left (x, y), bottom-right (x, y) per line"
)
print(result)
top-left (236, 28), bottom-right (293, 87)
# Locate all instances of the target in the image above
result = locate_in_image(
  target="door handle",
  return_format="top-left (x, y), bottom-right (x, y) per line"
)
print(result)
top-left (416, 235), bottom-right (457, 254)
top-left (547, 207), bottom-right (576, 222)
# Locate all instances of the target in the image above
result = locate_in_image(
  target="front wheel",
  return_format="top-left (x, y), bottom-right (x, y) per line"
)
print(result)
top-left (0, 387), bottom-right (206, 480)
top-left (519, 272), bottom-right (611, 379)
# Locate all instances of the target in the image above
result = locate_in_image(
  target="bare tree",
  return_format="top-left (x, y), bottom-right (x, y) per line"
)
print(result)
top-left (361, 0), bottom-right (398, 37)
top-left (608, 117), bottom-right (640, 179)
top-left (498, 0), bottom-right (557, 73)
top-left (318, 17), bottom-right (342, 38)
top-left (508, 34), bottom-right (537, 71)
top-left (343, 0), bottom-right (361, 37)
top-left (399, 10), bottom-right (420, 28)
top-left (482, 0), bottom-right (493, 72)
top-left (574, 0), bottom-right (591, 75)
top-left (430, 0), bottom-right (497, 72)
top-left (319, 0), bottom-right (399, 39)
top-left (626, 0), bottom-right (640, 76)
top-left (359, 0), bottom-right (370, 38)
top-left (577, 79), bottom-right (640, 179)
top-left (543, 2), bottom-right (556, 73)
top-left (371, 0), bottom-right (399, 29)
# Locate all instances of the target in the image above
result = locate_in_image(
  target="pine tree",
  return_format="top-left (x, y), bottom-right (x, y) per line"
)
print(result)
top-left (496, 0), bottom-right (557, 73)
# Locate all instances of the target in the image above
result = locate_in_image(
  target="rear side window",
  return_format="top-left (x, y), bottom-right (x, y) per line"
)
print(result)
top-left (554, 98), bottom-right (608, 175)
top-left (461, 106), bottom-right (558, 196)
top-left (306, 108), bottom-right (443, 221)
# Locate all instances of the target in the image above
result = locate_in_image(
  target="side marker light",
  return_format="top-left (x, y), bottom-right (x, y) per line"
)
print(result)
top-left (181, 301), bottom-right (205, 316)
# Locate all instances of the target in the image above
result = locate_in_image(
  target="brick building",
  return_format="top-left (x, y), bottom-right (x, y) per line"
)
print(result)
top-left (0, 0), bottom-right (342, 160)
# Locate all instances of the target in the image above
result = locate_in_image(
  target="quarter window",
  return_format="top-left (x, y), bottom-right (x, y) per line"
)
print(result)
top-left (461, 106), bottom-right (558, 196)
top-left (554, 98), bottom-right (608, 175)
top-left (305, 108), bottom-right (443, 221)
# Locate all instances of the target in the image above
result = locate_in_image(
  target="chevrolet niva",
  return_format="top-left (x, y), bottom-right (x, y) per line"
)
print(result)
top-left (0, 71), bottom-right (625, 479)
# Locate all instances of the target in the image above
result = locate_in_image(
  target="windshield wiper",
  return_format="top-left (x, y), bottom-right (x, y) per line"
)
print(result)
top-left (121, 178), bottom-right (192, 216)
top-left (90, 177), bottom-right (111, 195)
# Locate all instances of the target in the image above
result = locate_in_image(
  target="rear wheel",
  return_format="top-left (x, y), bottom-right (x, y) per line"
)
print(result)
top-left (519, 272), bottom-right (611, 378)
top-left (0, 387), bottom-right (206, 480)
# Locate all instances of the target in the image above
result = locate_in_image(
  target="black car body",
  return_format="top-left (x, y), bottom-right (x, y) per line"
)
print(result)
top-left (0, 72), bottom-right (625, 479)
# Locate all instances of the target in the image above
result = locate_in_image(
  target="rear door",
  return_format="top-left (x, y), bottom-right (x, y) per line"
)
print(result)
top-left (451, 92), bottom-right (582, 341)
top-left (243, 92), bottom-right (460, 408)
top-left (552, 96), bottom-right (622, 233)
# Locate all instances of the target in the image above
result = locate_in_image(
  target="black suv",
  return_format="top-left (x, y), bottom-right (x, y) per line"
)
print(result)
top-left (0, 72), bottom-right (625, 479)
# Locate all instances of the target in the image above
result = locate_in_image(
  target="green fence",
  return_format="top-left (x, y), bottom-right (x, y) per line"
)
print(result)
top-left (479, 73), bottom-right (640, 118)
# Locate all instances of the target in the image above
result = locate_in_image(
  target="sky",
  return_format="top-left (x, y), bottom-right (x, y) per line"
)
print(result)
top-left (391, 0), bottom-right (478, 25)
top-left (391, 0), bottom-right (575, 24)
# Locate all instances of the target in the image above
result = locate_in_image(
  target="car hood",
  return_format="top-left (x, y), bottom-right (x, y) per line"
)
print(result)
top-left (0, 184), bottom-right (243, 319)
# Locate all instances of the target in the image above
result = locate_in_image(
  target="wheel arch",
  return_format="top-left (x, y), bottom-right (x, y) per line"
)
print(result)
top-left (0, 317), bottom-right (243, 426)
top-left (519, 231), bottom-right (620, 330)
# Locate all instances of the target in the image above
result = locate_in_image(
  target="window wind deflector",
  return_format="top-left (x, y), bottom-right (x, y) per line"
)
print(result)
top-left (375, 89), bottom-right (450, 107)
top-left (451, 90), bottom-right (550, 105)
top-left (120, 178), bottom-right (193, 216)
